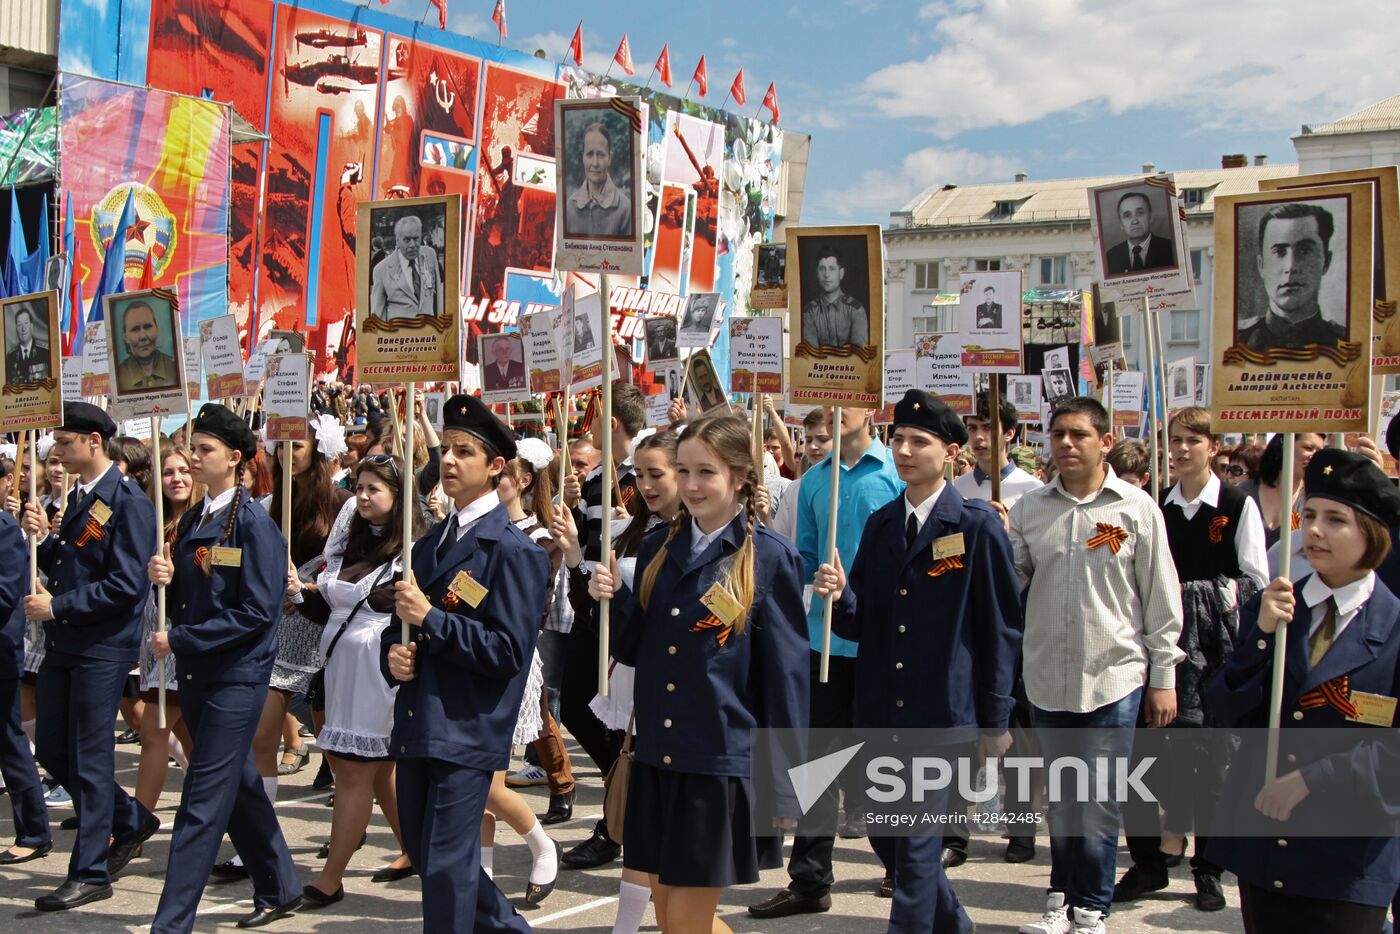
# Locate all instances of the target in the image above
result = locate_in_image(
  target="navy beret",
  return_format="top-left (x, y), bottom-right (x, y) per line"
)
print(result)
top-left (59, 402), bottom-right (117, 440)
top-left (443, 394), bottom-right (516, 461)
top-left (1305, 447), bottom-right (1400, 528)
top-left (892, 389), bottom-right (968, 446)
top-left (191, 403), bottom-right (258, 462)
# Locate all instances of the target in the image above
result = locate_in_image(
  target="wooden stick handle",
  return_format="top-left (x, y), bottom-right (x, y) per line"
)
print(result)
top-left (1265, 432), bottom-right (1296, 781)
top-left (598, 275), bottom-right (614, 698)
top-left (819, 408), bottom-right (842, 684)
top-left (153, 416), bottom-right (167, 729)
top-left (402, 382), bottom-right (417, 646)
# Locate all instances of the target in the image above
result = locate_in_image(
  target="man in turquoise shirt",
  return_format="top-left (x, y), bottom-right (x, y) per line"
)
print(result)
top-left (750, 407), bottom-right (904, 920)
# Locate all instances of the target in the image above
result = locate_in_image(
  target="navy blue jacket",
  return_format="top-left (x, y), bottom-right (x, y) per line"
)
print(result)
top-left (167, 493), bottom-right (287, 684)
top-left (833, 487), bottom-right (1022, 733)
top-left (1206, 576), bottom-right (1400, 907)
top-left (36, 464), bottom-right (155, 663)
top-left (610, 514), bottom-right (810, 816)
top-left (0, 514), bottom-right (30, 679)
top-left (381, 503), bottom-right (551, 773)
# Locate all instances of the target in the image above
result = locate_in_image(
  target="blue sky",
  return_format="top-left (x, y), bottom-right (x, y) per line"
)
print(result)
top-left (382, 0), bottom-right (1400, 225)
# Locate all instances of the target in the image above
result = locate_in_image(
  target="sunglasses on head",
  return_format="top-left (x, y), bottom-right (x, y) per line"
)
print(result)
top-left (360, 453), bottom-right (402, 479)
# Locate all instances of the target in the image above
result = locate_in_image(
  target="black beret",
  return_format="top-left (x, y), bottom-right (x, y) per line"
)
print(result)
top-left (1387, 414), bottom-right (1400, 463)
top-left (892, 389), bottom-right (968, 446)
top-left (1304, 447), bottom-right (1400, 527)
top-left (191, 403), bottom-right (258, 461)
top-left (443, 394), bottom-right (517, 461)
top-left (59, 402), bottom-right (117, 440)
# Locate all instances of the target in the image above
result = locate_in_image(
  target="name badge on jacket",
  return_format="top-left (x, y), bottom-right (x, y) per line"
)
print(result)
top-left (449, 570), bottom-right (488, 609)
top-left (89, 500), bottom-right (113, 527)
top-left (210, 546), bottom-right (243, 568)
top-left (700, 582), bottom-right (743, 626)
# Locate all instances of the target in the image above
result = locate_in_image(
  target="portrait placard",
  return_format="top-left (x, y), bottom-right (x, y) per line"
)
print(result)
top-left (1111, 370), bottom-right (1146, 429)
top-left (1089, 282), bottom-right (1123, 365)
top-left (958, 269), bottom-right (1023, 373)
top-left (568, 290), bottom-right (605, 391)
top-left (522, 308), bottom-right (564, 393)
top-left (875, 349), bottom-right (916, 424)
top-left (199, 314), bottom-right (246, 400)
top-left (104, 289), bottom-right (188, 420)
top-left (0, 291), bottom-right (61, 431)
top-left (478, 332), bottom-right (530, 405)
top-left (729, 316), bottom-right (784, 394)
top-left (554, 96), bottom-right (646, 275)
top-left (244, 338), bottom-right (279, 387)
top-left (1007, 375), bottom-right (1043, 422)
top-left (1167, 356), bottom-right (1196, 410)
top-left (751, 243), bottom-right (788, 310)
top-left (677, 292), bottom-right (721, 349)
top-left (683, 349), bottom-right (730, 415)
top-left (1260, 167), bottom-right (1400, 374)
top-left (183, 335), bottom-right (202, 403)
top-left (1194, 363), bottom-right (1210, 407)
top-left (1211, 183), bottom-right (1373, 432)
top-left (787, 224), bottom-right (883, 408)
top-left (266, 330), bottom-right (307, 355)
top-left (1041, 367), bottom-right (1076, 407)
top-left (264, 352), bottom-right (311, 442)
top-left (81, 320), bottom-right (110, 397)
top-left (355, 193), bottom-right (461, 383)
top-left (654, 361), bottom-right (683, 400)
top-left (1043, 346), bottom-right (1071, 373)
top-left (423, 392), bottom-right (446, 432)
top-left (1088, 175), bottom-right (1194, 312)
top-left (645, 391), bottom-right (672, 428)
top-left (914, 332), bottom-right (973, 415)
top-left (61, 355), bottom-right (82, 405)
top-left (644, 315), bottom-right (680, 367)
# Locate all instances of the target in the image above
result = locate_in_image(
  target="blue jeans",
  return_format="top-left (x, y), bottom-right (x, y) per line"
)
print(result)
top-left (1033, 687), bottom-right (1142, 917)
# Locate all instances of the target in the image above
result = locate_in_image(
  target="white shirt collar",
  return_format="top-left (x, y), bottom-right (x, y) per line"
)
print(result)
top-left (443, 490), bottom-right (501, 543)
top-left (690, 511), bottom-right (739, 560)
top-left (904, 483), bottom-right (945, 534)
top-left (1302, 570), bottom-right (1375, 637)
top-left (78, 463), bottom-right (118, 499)
top-left (201, 486), bottom-right (239, 520)
top-left (397, 250), bottom-right (419, 284)
top-left (1051, 466), bottom-right (1130, 505)
top-left (1164, 472), bottom-right (1221, 511)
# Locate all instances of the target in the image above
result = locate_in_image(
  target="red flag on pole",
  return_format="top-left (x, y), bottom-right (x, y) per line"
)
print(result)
top-left (693, 55), bottom-right (708, 97)
top-left (491, 0), bottom-right (506, 39)
top-left (730, 68), bottom-right (746, 106)
top-left (428, 0), bottom-right (447, 29)
top-left (568, 22), bottom-right (583, 65)
top-left (138, 251), bottom-right (154, 290)
top-left (614, 35), bottom-right (635, 75)
top-left (762, 82), bottom-right (780, 124)
top-left (655, 44), bottom-right (673, 88)
top-left (66, 237), bottom-right (83, 355)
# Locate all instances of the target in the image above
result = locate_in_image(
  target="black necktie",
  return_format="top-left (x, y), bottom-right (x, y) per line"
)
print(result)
top-left (906, 512), bottom-right (919, 548)
top-left (1309, 597), bottom-right (1338, 668)
top-left (1132, 245), bottom-right (1143, 270)
top-left (436, 522), bottom-right (457, 563)
top-left (410, 260), bottom-right (422, 302)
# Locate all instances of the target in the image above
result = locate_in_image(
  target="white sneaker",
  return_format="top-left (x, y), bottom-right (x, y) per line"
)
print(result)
top-left (1071, 906), bottom-right (1106, 934)
top-left (1019, 891), bottom-right (1072, 934)
top-left (505, 764), bottom-right (548, 788)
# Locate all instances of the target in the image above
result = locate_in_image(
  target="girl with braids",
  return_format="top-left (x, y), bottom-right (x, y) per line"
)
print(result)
top-left (587, 415), bottom-right (810, 934)
top-left (293, 455), bottom-right (417, 904)
top-left (147, 403), bottom-right (302, 931)
top-left (133, 443), bottom-right (202, 813)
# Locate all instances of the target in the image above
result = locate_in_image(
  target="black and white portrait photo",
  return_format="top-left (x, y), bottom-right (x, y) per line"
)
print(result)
top-left (1095, 181), bottom-right (1179, 277)
top-left (368, 200), bottom-right (446, 321)
top-left (975, 285), bottom-right (1003, 329)
top-left (685, 350), bottom-right (729, 415)
top-left (796, 237), bottom-right (870, 350)
top-left (1234, 198), bottom-right (1349, 353)
top-left (1013, 379), bottom-right (1032, 409)
top-left (111, 293), bottom-right (180, 395)
top-left (757, 243), bottom-right (786, 287)
top-left (573, 312), bottom-right (597, 355)
top-left (678, 292), bottom-right (721, 348)
top-left (644, 316), bottom-right (679, 365)
top-left (480, 333), bottom-right (526, 392)
top-left (560, 102), bottom-right (636, 240)
top-left (1091, 285), bottom-right (1121, 346)
top-left (1042, 367), bottom-right (1074, 406)
top-left (4, 297), bottom-right (52, 385)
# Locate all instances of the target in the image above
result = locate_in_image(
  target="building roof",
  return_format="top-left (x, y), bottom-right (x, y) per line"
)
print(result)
top-left (1299, 94), bottom-right (1400, 137)
top-left (890, 163), bottom-right (1298, 231)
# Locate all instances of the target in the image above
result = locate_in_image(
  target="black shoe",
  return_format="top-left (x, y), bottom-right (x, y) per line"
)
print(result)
top-left (0, 840), bottom-right (52, 864)
top-left (316, 831), bottom-right (367, 860)
top-left (108, 814), bottom-right (160, 876)
top-left (524, 842), bottom-right (560, 904)
top-left (876, 875), bottom-right (894, 898)
top-left (60, 815), bottom-right (79, 830)
top-left (1163, 852), bottom-right (1185, 868)
top-left (560, 830), bottom-right (620, 869)
top-left (312, 757), bottom-right (335, 790)
top-left (370, 864), bottom-right (416, 883)
top-left (300, 884), bottom-right (344, 908)
top-left (1004, 837), bottom-right (1036, 863)
top-left (1194, 872), bottom-right (1226, 912)
top-left (941, 846), bottom-right (967, 869)
top-left (236, 896), bottom-right (303, 928)
top-left (115, 729), bottom-right (140, 745)
top-left (35, 880), bottom-right (113, 911)
top-left (211, 859), bottom-right (249, 881)
top-left (747, 889), bottom-right (832, 918)
top-left (1113, 864), bottom-right (1170, 903)
top-left (540, 790), bottom-right (574, 825)
top-left (839, 810), bottom-right (868, 839)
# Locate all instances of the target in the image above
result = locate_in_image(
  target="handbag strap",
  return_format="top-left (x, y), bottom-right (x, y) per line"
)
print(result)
top-left (620, 708), bottom-right (636, 754)
top-left (323, 564), bottom-right (393, 664)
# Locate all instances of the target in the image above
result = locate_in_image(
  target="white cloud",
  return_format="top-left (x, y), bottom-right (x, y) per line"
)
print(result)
top-left (720, 37), bottom-right (738, 48)
top-left (815, 145), bottom-right (1019, 221)
top-left (447, 13), bottom-right (490, 37)
top-left (865, 0), bottom-right (1400, 137)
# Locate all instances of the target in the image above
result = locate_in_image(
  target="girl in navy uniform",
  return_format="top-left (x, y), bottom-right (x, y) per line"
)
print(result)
top-left (1208, 447), bottom-right (1400, 933)
top-left (588, 414), bottom-right (810, 933)
top-left (147, 403), bottom-right (302, 932)
top-left (382, 394), bottom-right (550, 933)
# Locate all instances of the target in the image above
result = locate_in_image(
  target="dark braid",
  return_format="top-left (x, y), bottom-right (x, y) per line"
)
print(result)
top-left (217, 485), bottom-right (243, 548)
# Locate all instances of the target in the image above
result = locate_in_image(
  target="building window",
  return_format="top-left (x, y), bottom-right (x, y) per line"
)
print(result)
top-left (912, 305), bottom-right (958, 334)
top-left (1182, 187), bottom-right (1207, 207)
top-left (912, 261), bottom-right (939, 292)
top-left (973, 258), bottom-right (1002, 272)
top-left (1190, 248), bottom-right (1205, 283)
top-left (1169, 309), bottom-right (1200, 343)
top-left (1038, 256), bottom-right (1068, 287)
top-left (992, 200), bottom-right (1016, 218)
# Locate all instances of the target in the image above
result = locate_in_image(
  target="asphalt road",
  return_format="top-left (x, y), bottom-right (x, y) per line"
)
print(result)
top-left (0, 729), bottom-right (1247, 932)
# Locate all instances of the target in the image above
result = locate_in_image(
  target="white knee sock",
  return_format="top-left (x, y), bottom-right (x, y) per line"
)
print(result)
top-left (262, 775), bottom-right (278, 806)
top-left (480, 845), bottom-right (494, 879)
top-left (21, 719), bottom-right (35, 748)
top-left (168, 731), bottom-right (188, 769)
top-left (524, 820), bottom-right (556, 885)
top-left (612, 880), bottom-right (651, 934)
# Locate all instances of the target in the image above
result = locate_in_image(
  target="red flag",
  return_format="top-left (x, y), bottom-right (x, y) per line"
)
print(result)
top-left (762, 82), bottom-right (780, 124)
top-left (655, 44), bottom-right (673, 88)
top-left (429, 0), bottom-right (447, 29)
top-left (693, 55), bottom-right (708, 97)
top-left (138, 251), bottom-right (154, 289)
top-left (614, 34), bottom-right (634, 76)
top-left (568, 22), bottom-right (583, 65)
top-left (730, 68), bottom-right (746, 106)
top-left (491, 0), bottom-right (506, 39)
top-left (66, 238), bottom-right (83, 355)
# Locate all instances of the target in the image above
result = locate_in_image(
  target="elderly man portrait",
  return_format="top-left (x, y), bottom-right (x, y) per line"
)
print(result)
top-left (801, 244), bottom-right (869, 349)
top-left (1238, 202), bottom-right (1347, 353)
top-left (370, 214), bottom-right (443, 320)
top-left (116, 300), bottom-right (179, 392)
top-left (1105, 190), bottom-right (1176, 274)
top-left (483, 337), bottom-right (525, 391)
top-left (5, 303), bottom-right (50, 384)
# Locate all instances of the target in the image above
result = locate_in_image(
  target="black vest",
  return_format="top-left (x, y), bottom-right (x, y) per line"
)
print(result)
top-left (1160, 480), bottom-right (1249, 582)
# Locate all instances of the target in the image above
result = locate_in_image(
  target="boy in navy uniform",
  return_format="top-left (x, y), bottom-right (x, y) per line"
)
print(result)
top-left (814, 390), bottom-right (1023, 933)
top-left (1208, 448), bottom-right (1400, 933)
top-left (20, 403), bottom-right (158, 911)
top-left (383, 394), bottom-right (551, 932)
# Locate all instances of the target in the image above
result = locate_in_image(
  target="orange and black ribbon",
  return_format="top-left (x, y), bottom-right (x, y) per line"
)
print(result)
top-left (1221, 340), bottom-right (1362, 369)
top-left (928, 556), bottom-right (965, 578)
top-left (194, 545), bottom-right (212, 575)
top-left (690, 613), bottom-right (732, 647)
top-left (442, 590), bottom-right (462, 610)
top-left (1087, 522), bottom-right (1128, 554)
top-left (610, 97), bottom-right (642, 133)
top-left (1375, 300), bottom-right (1397, 322)
top-left (793, 340), bottom-right (878, 363)
top-left (75, 516), bottom-right (105, 548)
top-left (1298, 675), bottom-right (1357, 719)
top-left (1292, 511), bottom-right (1301, 531)
top-left (361, 312), bottom-right (454, 334)
top-left (1208, 515), bottom-right (1229, 544)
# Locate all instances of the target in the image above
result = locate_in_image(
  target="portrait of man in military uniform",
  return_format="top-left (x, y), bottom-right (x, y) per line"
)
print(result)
top-left (113, 297), bottom-right (180, 395)
top-left (799, 243), bottom-right (870, 350)
top-left (4, 299), bottom-right (52, 385)
top-left (1236, 200), bottom-right (1348, 353)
